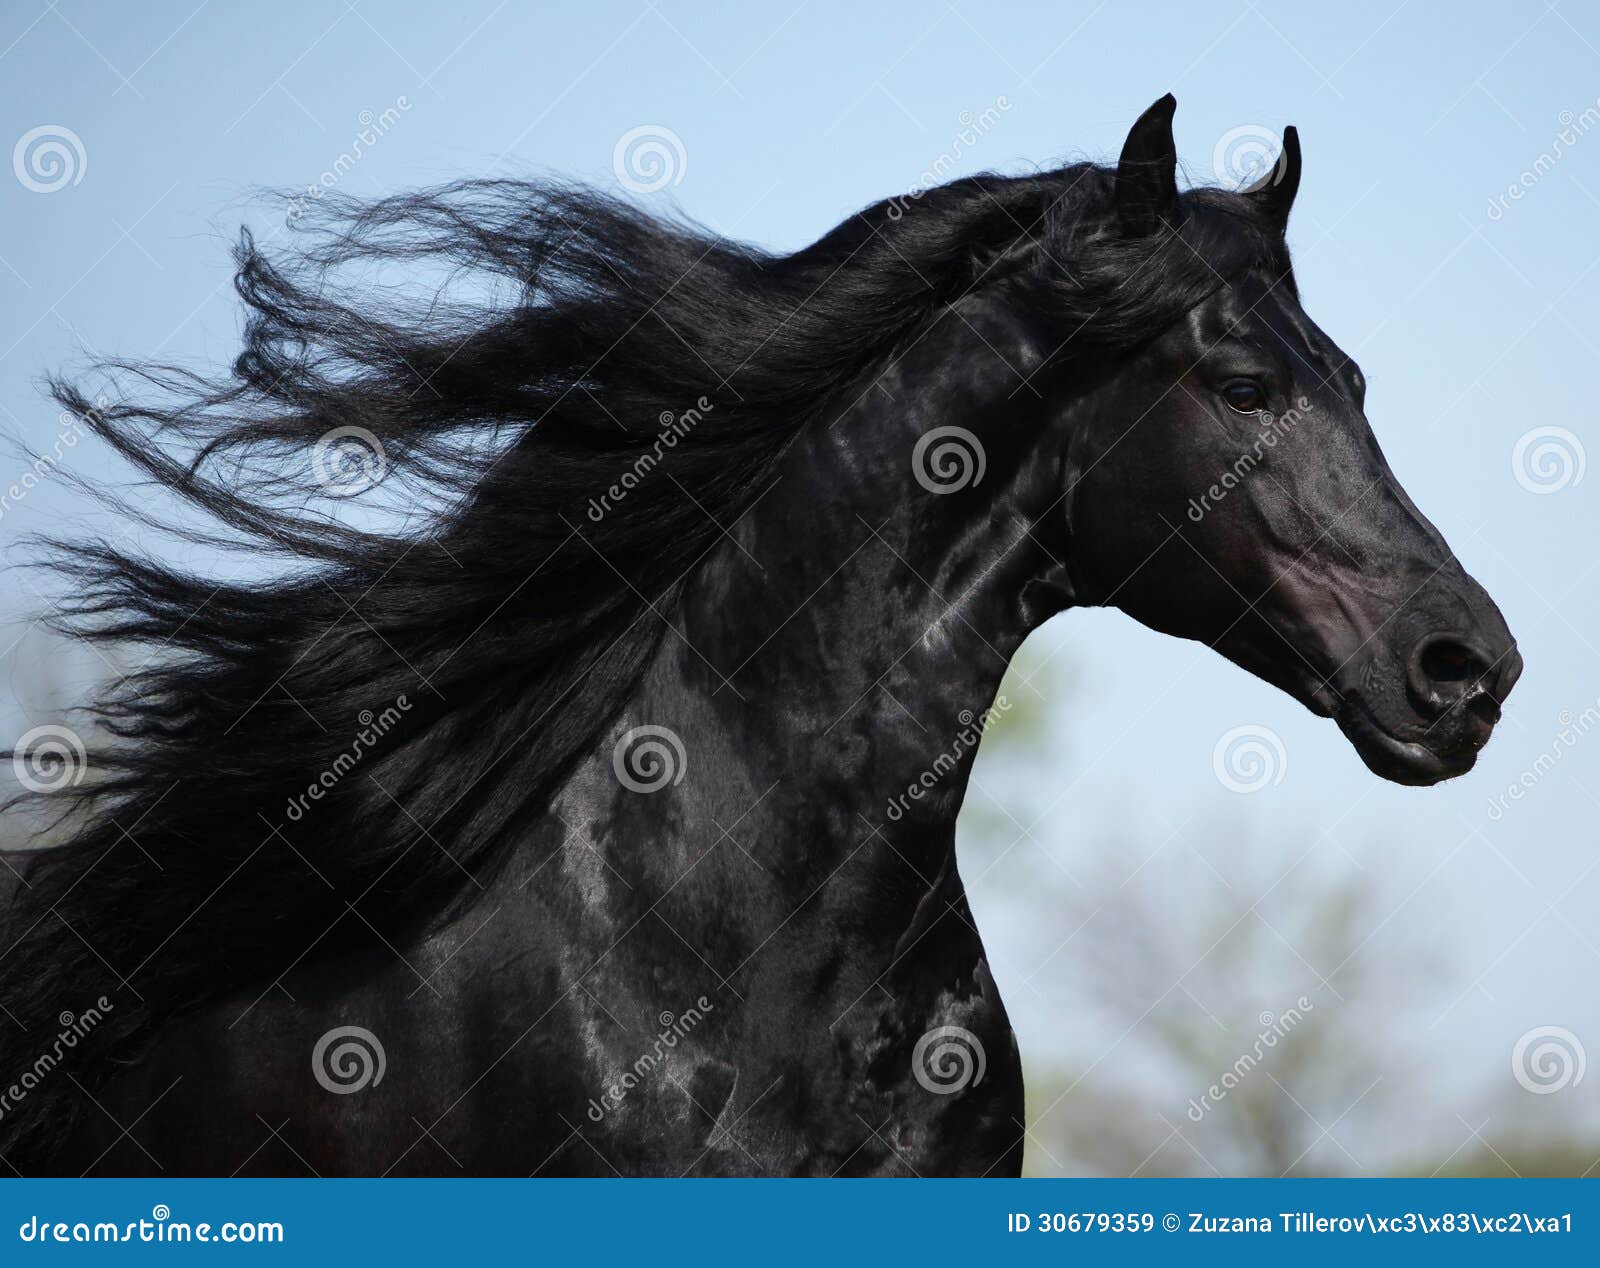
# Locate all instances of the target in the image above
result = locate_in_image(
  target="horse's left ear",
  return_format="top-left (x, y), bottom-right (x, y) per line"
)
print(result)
top-left (1115, 93), bottom-right (1182, 236)
top-left (1244, 125), bottom-right (1301, 233)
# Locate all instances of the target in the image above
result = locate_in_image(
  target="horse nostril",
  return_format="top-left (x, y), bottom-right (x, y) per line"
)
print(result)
top-left (1419, 637), bottom-right (1486, 686)
top-left (1408, 633), bottom-right (1497, 716)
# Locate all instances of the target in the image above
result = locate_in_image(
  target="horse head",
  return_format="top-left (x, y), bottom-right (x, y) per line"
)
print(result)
top-left (1049, 96), bottom-right (1520, 784)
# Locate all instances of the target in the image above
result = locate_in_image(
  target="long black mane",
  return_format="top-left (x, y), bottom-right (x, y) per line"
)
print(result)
top-left (0, 167), bottom-right (1285, 1164)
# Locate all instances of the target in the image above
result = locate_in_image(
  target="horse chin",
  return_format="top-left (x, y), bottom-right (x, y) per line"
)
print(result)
top-left (1333, 697), bottom-right (1479, 787)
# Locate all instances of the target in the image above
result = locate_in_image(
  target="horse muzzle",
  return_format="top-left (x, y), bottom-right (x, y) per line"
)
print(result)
top-left (1333, 623), bottom-right (1522, 787)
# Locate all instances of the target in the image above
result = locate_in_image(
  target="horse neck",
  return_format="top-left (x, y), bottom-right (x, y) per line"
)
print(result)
top-left (626, 294), bottom-right (1075, 895)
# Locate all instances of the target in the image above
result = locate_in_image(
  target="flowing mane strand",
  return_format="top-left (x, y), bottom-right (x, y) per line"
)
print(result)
top-left (0, 169), bottom-right (1286, 1163)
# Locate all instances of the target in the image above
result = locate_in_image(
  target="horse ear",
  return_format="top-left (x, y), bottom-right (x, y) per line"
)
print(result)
top-left (1115, 93), bottom-right (1182, 236)
top-left (1244, 125), bottom-right (1301, 233)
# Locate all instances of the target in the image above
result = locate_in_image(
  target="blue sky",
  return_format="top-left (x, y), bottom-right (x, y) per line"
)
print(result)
top-left (1, 1), bottom-right (1596, 1171)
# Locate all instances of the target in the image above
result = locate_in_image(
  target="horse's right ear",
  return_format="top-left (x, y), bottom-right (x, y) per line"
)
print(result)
top-left (1115, 94), bottom-right (1181, 237)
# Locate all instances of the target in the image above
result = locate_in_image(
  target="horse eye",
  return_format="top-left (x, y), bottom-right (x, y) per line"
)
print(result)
top-left (1220, 380), bottom-right (1267, 414)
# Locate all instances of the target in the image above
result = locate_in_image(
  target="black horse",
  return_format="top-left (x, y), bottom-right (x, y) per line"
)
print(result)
top-left (1, 95), bottom-right (1519, 1176)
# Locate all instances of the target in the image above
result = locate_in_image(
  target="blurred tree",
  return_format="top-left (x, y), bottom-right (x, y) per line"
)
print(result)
top-left (1017, 844), bottom-right (1416, 1176)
